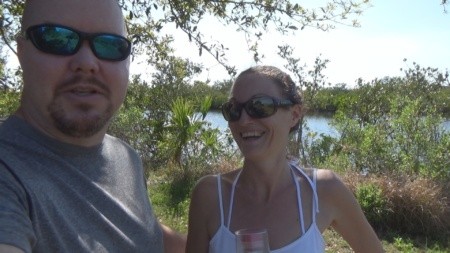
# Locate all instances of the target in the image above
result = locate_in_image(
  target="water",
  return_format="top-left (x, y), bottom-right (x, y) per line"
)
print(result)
top-left (205, 111), bottom-right (450, 137)
top-left (204, 111), bottom-right (338, 138)
top-left (443, 120), bottom-right (450, 131)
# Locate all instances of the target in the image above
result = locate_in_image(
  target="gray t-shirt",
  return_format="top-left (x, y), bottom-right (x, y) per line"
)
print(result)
top-left (0, 116), bottom-right (163, 253)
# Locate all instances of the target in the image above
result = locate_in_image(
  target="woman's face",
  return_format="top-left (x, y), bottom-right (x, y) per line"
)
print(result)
top-left (228, 73), bottom-right (301, 161)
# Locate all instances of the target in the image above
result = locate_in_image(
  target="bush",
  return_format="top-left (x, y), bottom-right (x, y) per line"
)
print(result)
top-left (330, 93), bottom-right (450, 179)
top-left (355, 182), bottom-right (388, 225)
top-left (343, 172), bottom-right (450, 242)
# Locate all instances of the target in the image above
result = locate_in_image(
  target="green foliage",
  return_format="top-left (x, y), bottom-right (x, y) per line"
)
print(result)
top-left (149, 176), bottom-right (191, 233)
top-left (393, 237), bottom-right (416, 252)
top-left (0, 66), bottom-right (23, 117)
top-left (355, 183), bottom-right (388, 225)
top-left (389, 97), bottom-right (450, 177)
top-left (108, 58), bottom-right (228, 178)
top-left (318, 63), bottom-right (450, 180)
top-left (210, 79), bottom-right (233, 109)
top-left (305, 133), bottom-right (337, 167)
top-left (309, 84), bottom-right (350, 113)
top-left (158, 96), bottom-right (221, 174)
top-left (0, 88), bottom-right (20, 117)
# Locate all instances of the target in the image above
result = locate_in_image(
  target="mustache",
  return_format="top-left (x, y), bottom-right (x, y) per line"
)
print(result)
top-left (56, 76), bottom-right (110, 95)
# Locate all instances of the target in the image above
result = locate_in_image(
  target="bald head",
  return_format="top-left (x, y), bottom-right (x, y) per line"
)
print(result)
top-left (22, 0), bottom-right (126, 36)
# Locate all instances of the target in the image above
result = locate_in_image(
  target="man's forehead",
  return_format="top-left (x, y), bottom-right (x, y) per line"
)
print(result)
top-left (22, 0), bottom-right (125, 33)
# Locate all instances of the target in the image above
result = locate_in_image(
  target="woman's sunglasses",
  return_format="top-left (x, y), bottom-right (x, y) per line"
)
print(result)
top-left (25, 24), bottom-right (132, 61)
top-left (221, 96), bottom-right (294, 122)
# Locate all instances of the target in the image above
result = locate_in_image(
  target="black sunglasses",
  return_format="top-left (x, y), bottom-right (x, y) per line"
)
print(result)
top-left (221, 96), bottom-right (294, 122)
top-left (25, 24), bottom-right (132, 61)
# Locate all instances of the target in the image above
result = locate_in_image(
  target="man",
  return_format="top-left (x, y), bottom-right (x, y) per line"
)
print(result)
top-left (0, 0), bottom-right (185, 252)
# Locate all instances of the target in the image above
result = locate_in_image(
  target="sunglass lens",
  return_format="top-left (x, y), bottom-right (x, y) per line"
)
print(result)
top-left (30, 26), bottom-right (79, 55)
top-left (222, 102), bottom-right (240, 121)
top-left (92, 35), bottom-right (131, 61)
top-left (247, 97), bottom-right (275, 118)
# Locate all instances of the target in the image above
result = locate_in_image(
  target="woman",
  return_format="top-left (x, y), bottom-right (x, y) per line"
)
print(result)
top-left (186, 66), bottom-right (384, 253)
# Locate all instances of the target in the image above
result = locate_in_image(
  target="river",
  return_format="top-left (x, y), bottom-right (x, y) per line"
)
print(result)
top-left (204, 111), bottom-right (450, 137)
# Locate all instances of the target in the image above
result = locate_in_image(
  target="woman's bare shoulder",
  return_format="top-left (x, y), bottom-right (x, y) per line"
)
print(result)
top-left (298, 167), bottom-right (340, 183)
top-left (316, 168), bottom-right (341, 181)
top-left (191, 169), bottom-right (241, 199)
top-left (189, 170), bottom-right (241, 229)
top-left (191, 174), bottom-right (219, 201)
top-left (315, 169), bottom-right (350, 196)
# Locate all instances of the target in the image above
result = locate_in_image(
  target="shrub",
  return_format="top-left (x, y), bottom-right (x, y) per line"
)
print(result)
top-left (355, 182), bottom-right (388, 225)
top-left (343, 172), bottom-right (449, 241)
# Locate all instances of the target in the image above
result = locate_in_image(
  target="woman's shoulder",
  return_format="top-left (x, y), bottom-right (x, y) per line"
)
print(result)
top-left (314, 169), bottom-right (356, 208)
top-left (192, 169), bottom-right (241, 197)
top-left (295, 166), bottom-right (348, 195)
top-left (189, 170), bottom-right (240, 224)
top-left (293, 165), bottom-right (338, 182)
top-left (315, 168), bottom-right (347, 189)
top-left (316, 168), bottom-right (341, 182)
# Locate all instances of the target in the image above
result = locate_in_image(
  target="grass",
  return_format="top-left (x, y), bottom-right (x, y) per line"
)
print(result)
top-left (323, 229), bottom-right (450, 253)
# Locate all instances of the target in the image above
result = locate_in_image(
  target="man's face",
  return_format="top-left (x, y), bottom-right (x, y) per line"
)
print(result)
top-left (17, 0), bottom-right (130, 146)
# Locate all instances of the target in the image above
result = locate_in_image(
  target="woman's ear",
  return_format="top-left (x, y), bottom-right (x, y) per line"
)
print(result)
top-left (290, 104), bottom-right (302, 128)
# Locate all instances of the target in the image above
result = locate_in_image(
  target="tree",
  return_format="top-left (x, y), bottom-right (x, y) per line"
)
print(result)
top-left (277, 44), bottom-right (330, 161)
top-left (1, 0), bottom-right (370, 85)
top-left (324, 63), bottom-right (450, 178)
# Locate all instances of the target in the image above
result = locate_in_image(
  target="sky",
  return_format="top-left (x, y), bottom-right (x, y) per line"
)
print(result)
top-left (5, 1), bottom-right (449, 88)
top-left (130, 0), bottom-right (450, 87)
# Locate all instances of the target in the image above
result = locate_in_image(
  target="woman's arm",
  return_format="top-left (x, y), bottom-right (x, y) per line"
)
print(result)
top-left (320, 170), bottom-right (384, 253)
top-left (186, 176), bottom-right (218, 253)
top-left (161, 223), bottom-right (186, 253)
top-left (0, 244), bottom-right (25, 253)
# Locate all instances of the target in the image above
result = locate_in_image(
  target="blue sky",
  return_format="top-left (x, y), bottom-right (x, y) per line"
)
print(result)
top-left (134, 0), bottom-right (450, 87)
top-left (312, 0), bottom-right (450, 86)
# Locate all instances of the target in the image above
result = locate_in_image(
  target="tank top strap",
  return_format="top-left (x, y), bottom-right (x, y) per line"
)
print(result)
top-left (291, 168), bottom-right (306, 234)
top-left (226, 169), bottom-right (243, 228)
top-left (312, 168), bottom-right (319, 222)
top-left (216, 174), bottom-right (225, 226)
top-left (290, 163), bottom-right (320, 214)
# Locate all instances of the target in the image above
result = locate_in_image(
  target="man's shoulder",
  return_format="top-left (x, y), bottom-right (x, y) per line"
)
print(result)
top-left (104, 134), bottom-right (133, 148)
top-left (103, 134), bottom-right (140, 157)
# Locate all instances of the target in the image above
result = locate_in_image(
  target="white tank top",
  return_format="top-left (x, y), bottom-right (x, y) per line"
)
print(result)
top-left (208, 163), bottom-right (325, 253)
